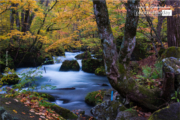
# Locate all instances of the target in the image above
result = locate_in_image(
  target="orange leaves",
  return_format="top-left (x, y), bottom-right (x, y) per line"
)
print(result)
top-left (14, 92), bottom-right (63, 120)
top-left (22, 112), bottom-right (26, 114)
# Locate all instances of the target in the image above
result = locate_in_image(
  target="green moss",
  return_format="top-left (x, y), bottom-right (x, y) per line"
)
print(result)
top-left (85, 90), bottom-right (105, 106)
top-left (51, 104), bottom-right (77, 119)
top-left (118, 63), bottom-right (126, 74)
top-left (82, 59), bottom-right (103, 73)
top-left (75, 51), bottom-right (91, 59)
top-left (60, 60), bottom-right (80, 71)
top-left (161, 46), bottom-right (180, 59)
top-left (1, 74), bottom-right (19, 85)
top-left (95, 66), bottom-right (106, 76)
top-left (33, 92), bottom-right (55, 101)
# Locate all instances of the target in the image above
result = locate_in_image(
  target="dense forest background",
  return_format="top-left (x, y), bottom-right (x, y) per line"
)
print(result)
top-left (0, 0), bottom-right (174, 71)
top-left (0, 0), bottom-right (180, 120)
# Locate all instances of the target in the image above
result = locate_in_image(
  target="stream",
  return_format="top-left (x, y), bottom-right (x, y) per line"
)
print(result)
top-left (0, 52), bottom-right (112, 116)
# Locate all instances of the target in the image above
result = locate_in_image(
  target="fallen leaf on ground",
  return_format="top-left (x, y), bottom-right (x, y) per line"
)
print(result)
top-left (22, 112), bottom-right (26, 114)
top-left (30, 116), bottom-right (35, 118)
top-left (30, 109), bottom-right (35, 112)
top-left (14, 99), bottom-right (19, 102)
top-left (5, 101), bottom-right (11, 104)
top-left (40, 116), bottom-right (46, 119)
top-left (13, 110), bottom-right (17, 113)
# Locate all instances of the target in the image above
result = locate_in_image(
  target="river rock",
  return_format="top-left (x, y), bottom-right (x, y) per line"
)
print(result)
top-left (148, 102), bottom-right (180, 120)
top-left (75, 51), bottom-right (91, 59)
top-left (85, 90), bottom-right (105, 106)
top-left (90, 100), bottom-right (126, 120)
top-left (60, 60), bottom-right (80, 71)
top-left (82, 59), bottom-right (103, 73)
top-left (1, 74), bottom-right (19, 85)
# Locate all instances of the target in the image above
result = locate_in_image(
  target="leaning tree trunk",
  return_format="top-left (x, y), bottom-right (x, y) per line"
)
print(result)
top-left (93, 0), bottom-right (164, 110)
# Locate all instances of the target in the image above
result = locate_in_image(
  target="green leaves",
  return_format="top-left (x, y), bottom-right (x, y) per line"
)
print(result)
top-left (171, 91), bottom-right (180, 102)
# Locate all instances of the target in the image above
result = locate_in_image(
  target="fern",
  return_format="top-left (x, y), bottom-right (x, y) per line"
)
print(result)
top-left (142, 65), bottom-right (152, 78)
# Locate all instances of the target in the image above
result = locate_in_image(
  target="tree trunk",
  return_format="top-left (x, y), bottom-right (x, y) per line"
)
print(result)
top-left (22, 9), bottom-right (30, 32)
top-left (166, 0), bottom-right (180, 47)
top-left (156, 1), bottom-right (165, 43)
top-left (156, 16), bottom-right (165, 43)
top-left (93, 0), bottom-right (163, 110)
top-left (161, 72), bottom-right (175, 101)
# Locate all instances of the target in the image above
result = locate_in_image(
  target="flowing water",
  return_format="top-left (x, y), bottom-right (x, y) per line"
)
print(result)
top-left (1, 52), bottom-right (112, 116)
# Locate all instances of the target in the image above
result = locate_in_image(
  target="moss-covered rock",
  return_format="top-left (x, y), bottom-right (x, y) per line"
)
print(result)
top-left (85, 90), bottom-right (105, 106)
top-left (95, 66), bottom-right (106, 76)
top-left (50, 104), bottom-right (78, 119)
top-left (162, 57), bottom-right (180, 89)
top-left (148, 102), bottom-right (180, 120)
top-left (82, 59), bottom-right (103, 73)
top-left (91, 100), bottom-right (126, 120)
top-left (115, 110), bottom-right (146, 120)
top-left (59, 60), bottom-right (80, 71)
top-left (32, 92), bottom-right (55, 102)
top-left (75, 51), bottom-right (91, 59)
top-left (43, 55), bottom-right (54, 65)
top-left (161, 46), bottom-right (180, 59)
top-left (1, 74), bottom-right (19, 85)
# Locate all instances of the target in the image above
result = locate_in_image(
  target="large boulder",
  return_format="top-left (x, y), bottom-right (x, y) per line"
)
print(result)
top-left (85, 90), bottom-right (105, 106)
top-left (59, 60), bottom-right (80, 71)
top-left (1, 74), bottom-right (19, 85)
top-left (162, 57), bottom-right (180, 90)
top-left (148, 102), bottom-right (180, 120)
top-left (75, 51), bottom-right (91, 59)
top-left (82, 59), bottom-right (103, 73)
top-left (161, 46), bottom-right (180, 59)
top-left (115, 110), bottom-right (147, 120)
top-left (90, 100), bottom-right (126, 120)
